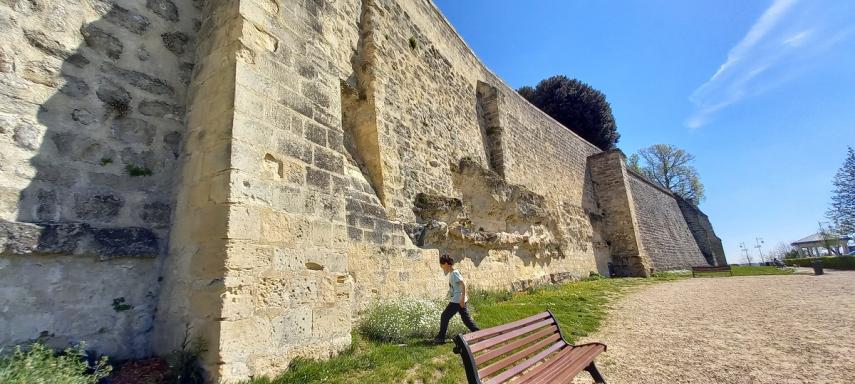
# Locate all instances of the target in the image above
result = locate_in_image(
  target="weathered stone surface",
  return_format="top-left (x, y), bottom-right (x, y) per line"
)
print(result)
top-left (50, 132), bottom-right (77, 157)
top-left (34, 189), bottom-right (59, 221)
top-left (313, 147), bottom-right (343, 174)
top-left (102, 63), bottom-right (174, 96)
top-left (147, 0), bottom-right (179, 22)
top-left (0, 48), bottom-right (13, 73)
top-left (80, 24), bottom-right (123, 60)
top-left (66, 53), bottom-right (90, 68)
top-left (675, 195), bottom-right (727, 267)
top-left (138, 100), bottom-right (184, 120)
top-left (163, 131), bottom-right (181, 158)
top-left (96, 78), bottom-right (132, 107)
top-left (137, 47), bottom-right (151, 61)
top-left (73, 192), bottom-right (123, 221)
top-left (21, 61), bottom-right (59, 86)
top-left (91, 227), bottom-right (159, 258)
top-left (59, 75), bottom-right (90, 97)
top-left (179, 62), bottom-right (193, 85)
top-left (72, 109), bottom-right (96, 125)
top-left (629, 173), bottom-right (707, 271)
top-left (0, 220), bottom-right (41, 255)
top-left (112, 118), bottom-right (156, 145)
top-left (119, 148), bottom-right (158, 170)
top-left (0, 0), bottom-right (200, 367)
top-left (140, 201), bottom-right (170, 226)
top-left (31, 162), bottom-right (80, 187)
top-left (0, 219), bottom-right (159, 259)
top-left (306, 167), bottom-right (330, 190)
top-left (13, 123), bottom-right (40, 150)
top-left (0, 114), bottom-right (12, 134)
top-left (162, 31), bottom-right (189, 55)
top-left (105, 5), bottom-right (151, 35)
top-left (23, 29), bottom-right (69, 58)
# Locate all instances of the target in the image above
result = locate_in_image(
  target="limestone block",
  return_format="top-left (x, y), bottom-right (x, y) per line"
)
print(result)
top-left (304, 247), bottom-right (347, 273)
top-left (272, 247), bottom-right (305, 271)
top-left (259, 209), bottom-right (308, 245)
top-left (273, 305), bottom-right (312, 345)
top-left (311, 304), bottom-right (351, 339)
top-left (221, 290), bottom-right (255, 321)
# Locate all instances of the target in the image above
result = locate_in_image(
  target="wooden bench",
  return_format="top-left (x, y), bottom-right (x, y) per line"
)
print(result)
top-left (691, 265), bottom-right (732, 277)
top-left (452, 310), bottom-right (607, 384)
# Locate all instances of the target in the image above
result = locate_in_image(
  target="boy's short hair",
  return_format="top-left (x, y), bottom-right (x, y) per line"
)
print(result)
top-left (439, 254), bottom-right (454, 265)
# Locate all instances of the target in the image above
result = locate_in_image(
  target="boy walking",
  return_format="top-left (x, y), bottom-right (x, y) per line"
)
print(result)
top-left (434, 254), bottom-right (480, 344)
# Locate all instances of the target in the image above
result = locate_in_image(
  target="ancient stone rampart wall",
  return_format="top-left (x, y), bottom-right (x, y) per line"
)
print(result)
top-left (675, 195), bottom-right (727, 266)
top-left (0, 0), bottom-right (725, 382)
top-left (628, 171), bottom-right (709, 270)
top-left (0, 0), bottom-right (200, 358)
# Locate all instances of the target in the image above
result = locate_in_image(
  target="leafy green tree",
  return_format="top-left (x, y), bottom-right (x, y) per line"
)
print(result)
top-left (517, 76), bottom-right (619, 150)
top-left (827, 146), bottom-right (855, 236)
top-left (630, 144), bottom-right (706, 204)
top-left (517, 85), bottom-right (535, 101)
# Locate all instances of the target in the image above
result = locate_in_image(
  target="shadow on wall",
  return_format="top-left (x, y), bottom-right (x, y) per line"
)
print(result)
top-left (0, 0), bottom-right (200, 358)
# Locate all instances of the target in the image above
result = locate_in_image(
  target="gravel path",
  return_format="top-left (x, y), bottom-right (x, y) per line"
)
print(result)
top-left (574, 272), bottom-right (855, 383)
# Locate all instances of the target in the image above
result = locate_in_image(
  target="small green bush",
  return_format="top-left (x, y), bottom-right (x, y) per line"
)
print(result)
top-left (358, 298), bottom-right (469, 343)
top-left (0, 342), bottom-right (111, 384)
top-left (785, 256), bottom-right (855, 270)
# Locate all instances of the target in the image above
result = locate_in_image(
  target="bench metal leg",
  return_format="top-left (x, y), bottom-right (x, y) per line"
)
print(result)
top-left (585, 362), bottom-right (607, 383)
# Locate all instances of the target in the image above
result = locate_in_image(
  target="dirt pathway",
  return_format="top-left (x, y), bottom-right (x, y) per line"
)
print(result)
top-left (574, 272), bottom-right (855, 383)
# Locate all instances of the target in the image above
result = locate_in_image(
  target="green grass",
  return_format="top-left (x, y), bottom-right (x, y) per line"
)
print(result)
top-left (732, 265), bottom-right (794, 275)
top-left (691, 265), bottom-right (794, 278)
top-left (245, 273), bottom-right (686, 384)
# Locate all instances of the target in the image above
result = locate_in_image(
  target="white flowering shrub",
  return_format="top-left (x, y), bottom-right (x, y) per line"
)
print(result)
top-left (358, 298), bottom-right (471, 343)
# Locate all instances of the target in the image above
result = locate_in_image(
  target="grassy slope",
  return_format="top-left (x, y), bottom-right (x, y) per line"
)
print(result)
top-left (249, 267), bottom-right (794, 383)
top-left (247, 273), bottom-right (687, 384)
top-left (692, 265), bottom-right (795, 278)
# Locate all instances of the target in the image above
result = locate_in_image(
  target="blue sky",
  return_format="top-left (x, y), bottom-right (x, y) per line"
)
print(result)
top-left (434, 0), bottom-right (855, 264)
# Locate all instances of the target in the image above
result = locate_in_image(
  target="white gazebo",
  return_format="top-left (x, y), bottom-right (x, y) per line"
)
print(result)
top-left (791, 233), bottom-right (852, 257)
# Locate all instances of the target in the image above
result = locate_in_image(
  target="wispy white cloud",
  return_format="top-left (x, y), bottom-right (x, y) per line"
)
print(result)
top-left (686, 0), bottom-right (855, 129)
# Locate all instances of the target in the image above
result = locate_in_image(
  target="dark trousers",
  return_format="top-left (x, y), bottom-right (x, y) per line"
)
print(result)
top-left (436, 302), bottom-right (479, 341)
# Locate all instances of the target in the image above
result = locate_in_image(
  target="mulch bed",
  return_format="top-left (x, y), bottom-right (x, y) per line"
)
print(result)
top-left (105, 357), bottom-right (169, 384)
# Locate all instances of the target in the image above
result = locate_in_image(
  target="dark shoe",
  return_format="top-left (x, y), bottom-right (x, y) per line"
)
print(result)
top-left (430, 339), bottom-right (446, 345)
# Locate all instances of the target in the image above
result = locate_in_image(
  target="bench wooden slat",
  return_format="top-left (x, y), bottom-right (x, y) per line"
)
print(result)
top-left (525, 346), bottom-right (588, 384)
top-left (478, 333), bottom-right (561, 378)
top-left (510, 344), bottom-right (578, 383)
top-left (463, 311), bottom-right (553, 342)
top-left (484, 341), bottom-right (565, 384)
top-left (453, 311), bottom-right (607, 384)
top-left (531, 344), bottom-right (605, 384)
top-left (469, 318), bottom-right (555, 353)
top-left (475, 325), bottom-right (559, 365)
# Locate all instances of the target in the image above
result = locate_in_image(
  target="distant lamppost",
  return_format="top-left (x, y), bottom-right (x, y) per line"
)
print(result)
top-left (755, 237), bottom-right (765, 263)
top-left (739, 242), bottom-right (753, 266)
